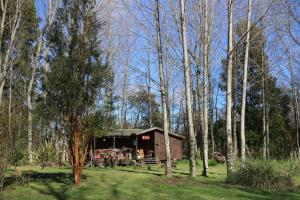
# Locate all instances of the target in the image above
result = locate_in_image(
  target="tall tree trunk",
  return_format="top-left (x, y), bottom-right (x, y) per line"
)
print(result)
top-left (27, 36), bottom-right (42, 164)
top-left (0, 80), bottom-right (5, 105)
top-left (265, 72), bottom-right (270, 159)
top-left (165, 44), bottom-right (172, 130)
top-left (262, 45), bottom-right (267, 160)
top-left (289, 53), bottom-right (300, 152)
top-left (196, 61), bottom-right (203, 151)
top-left (208, 59), bottom-right (215, 155)
top-left (147, 53), bottom-right (152, 128)
top-left (155, 0), bottom-right (172, 176)
top-left (71, 117), bottom-right (89, 185)
top-left (8, 66), bottom-right (12, 141)
top-left (232, 101), bottom-right (237, 159)
top-left (120, 52), bottom-right (129, 128)
top-left (226, 0), bottom-right (234, 176)
top-left (180, 0), bottom-right (197, 177)
top-left (240, 0), bottom-right (252, 162)
top-left (202, 0), bottom-right (209, 176)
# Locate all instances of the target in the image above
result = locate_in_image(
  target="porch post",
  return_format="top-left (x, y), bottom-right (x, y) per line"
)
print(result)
top-left (113, 136), bottom-right (116, 149)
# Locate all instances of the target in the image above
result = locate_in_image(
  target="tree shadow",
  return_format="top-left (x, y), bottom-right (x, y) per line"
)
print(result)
top-left (30, 181), bottom-right (70, 200)
top-left (3, 170), bottom-right (88, 200)
top-left (116, 168), bottom-right (163, 176)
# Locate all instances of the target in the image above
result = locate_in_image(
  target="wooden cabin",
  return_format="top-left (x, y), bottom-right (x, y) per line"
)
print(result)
top-left (90, 127), bottom-right (184, 161)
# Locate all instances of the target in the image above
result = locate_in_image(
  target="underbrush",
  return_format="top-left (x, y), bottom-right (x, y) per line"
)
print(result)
top-left (226, 159), bottom-right (295, 191)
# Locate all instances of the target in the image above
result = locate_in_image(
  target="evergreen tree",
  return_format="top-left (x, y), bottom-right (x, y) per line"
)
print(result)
top-left (43, 0), bottom-right (110, 185)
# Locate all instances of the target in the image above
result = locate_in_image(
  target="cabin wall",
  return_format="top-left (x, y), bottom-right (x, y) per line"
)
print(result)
top-left (154, 131), bottom-right (183, 160)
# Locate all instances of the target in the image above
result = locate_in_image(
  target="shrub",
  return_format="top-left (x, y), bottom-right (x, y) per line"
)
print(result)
top-left (226, 160), bottom-right (294, 191)
top-left (9, 148), bottom-right (28, 166)
top-left (34, 140), bottom-right (59, 169)
top-left (208, 159), bottom-right (218, 167)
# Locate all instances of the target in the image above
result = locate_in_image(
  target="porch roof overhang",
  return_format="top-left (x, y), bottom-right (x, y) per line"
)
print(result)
top-left (101, 127), bottom-right (185, 139)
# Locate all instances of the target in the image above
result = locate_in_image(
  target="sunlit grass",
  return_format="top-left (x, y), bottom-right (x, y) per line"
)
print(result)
top-left (0, 160), bottom-right (299, 200)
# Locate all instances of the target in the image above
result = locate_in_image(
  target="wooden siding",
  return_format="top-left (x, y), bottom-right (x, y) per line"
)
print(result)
top-left (154, 131), bottom-right (183, 161)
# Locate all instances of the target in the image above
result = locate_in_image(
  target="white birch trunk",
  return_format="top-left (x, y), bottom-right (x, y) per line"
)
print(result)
top-left (180, 0), bottom-right (197, 177)
top-left (289, 54), bottom-right (300, 152)
top-left (202, 0), bottom-right (209, 176)
top-left (226, 0), bottom-right (234, 176)
top-left (155, 0), bottom-right (172, 176)
top-left (240, 0), bottom-right (252, 162)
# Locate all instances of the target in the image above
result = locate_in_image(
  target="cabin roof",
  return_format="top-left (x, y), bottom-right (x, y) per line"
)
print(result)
top-left (102, 127), bottom-right (185, 139)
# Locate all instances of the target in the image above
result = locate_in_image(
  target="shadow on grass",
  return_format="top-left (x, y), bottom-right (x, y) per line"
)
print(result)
top-left (116, 168), bottom-right (163, 176)
top-left (218, 182), bottom-right (300, 200)
top-left (3, 170), bottom-right (88, 200)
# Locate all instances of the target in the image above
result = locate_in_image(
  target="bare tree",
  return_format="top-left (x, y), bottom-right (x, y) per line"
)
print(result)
top-left (240, 0), bottom-right (252, 162)
top-left (180, 0), bottom-right (197, 177)
top-left (202, 0), bottom-right (209, 176)
top-left (0, 0), bottom-right (23, 104)
top-left (155, 0), bottom-right (172, 176)
top-left (226, 0), bottom-right (234, 176)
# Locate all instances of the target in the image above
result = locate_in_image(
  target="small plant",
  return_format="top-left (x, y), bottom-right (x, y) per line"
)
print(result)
top-left (34, 140), bottom-right (59, 169)
top-left (208, 159), bottom-right (218, 167)
top-left (226, 160), bottom-right (294, 191)
top-left (9, 149), bottom-right (28, 166)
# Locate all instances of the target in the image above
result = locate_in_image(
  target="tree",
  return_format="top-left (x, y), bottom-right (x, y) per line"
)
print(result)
top-left (226, 0), bottom-right (234, 176)
top-left (128, 89), bottom-right (161, 128)
top-left (154, 0), bottom-right (172, 176)
top-left (44, 0), bottom-right (108, 185)
top-left (27, 0), bottom-right (58, 164)
top-left (202, 0), bottom-right (209, 176)
top-left (240, 0), bottom-right (252, 162)
top-left (179, 0), bottom-right (197, 177)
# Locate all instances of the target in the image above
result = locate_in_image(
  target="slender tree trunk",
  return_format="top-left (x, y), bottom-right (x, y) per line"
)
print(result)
top-left (289, 54), bottom-right (300, 152)
top-left (147, 55), bottom-right (152, 128)
top-left (196, 61), bottom-right (203, 151)
top-left (240, 0), bottom-right (252, 162)
top-left (266, 75), bottom-right (270, 159)
top-left (262, 45), bottom-right (267, 160)
top-left (226, 0), bottom-right (234, 176)
top-left (27, 38), bottom-right (42, 164)
top-left (28, 96), bottom-right (33, 164)
top-left (71, 117), bottom-right (89, 185)
top-left (208, 61), bottom-right (215, 155)
top-left (0, 80), bottom-right (5, 105)
top-left (165, 44), bottom-right (172, 130)
top-left (233, 102), bottom-right (237, 159)
top-left (8, 66), bottom-right (12, 141)
top-left (120, 52), bottom-right (129, 128)
top-left (201, 0), bottom-right (209, 176)
top-left (155, 0), bottom-right (172, 176)
top-left (180, 0), bottom-right (197, 177)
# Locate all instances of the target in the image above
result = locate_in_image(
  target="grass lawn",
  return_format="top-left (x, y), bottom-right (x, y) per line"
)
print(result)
top-left (1, 161), bottom-right (300, 200)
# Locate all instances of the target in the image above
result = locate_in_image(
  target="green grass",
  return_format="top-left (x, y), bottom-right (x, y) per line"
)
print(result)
top-left (0, 161), bottom-right (300, 200)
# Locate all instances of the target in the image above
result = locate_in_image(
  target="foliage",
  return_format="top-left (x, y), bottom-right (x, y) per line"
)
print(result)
top-left (9, 148), bottom-right (28, 166)
top-left (128, 89), bottom-right (162, 128)
top-left (34, 140), bottom-right (59, 169)
top-left (208, 159), bottom-right (218, 167)
top-left (218, 20), bottom-right (292, 157)
top-left (226, 160), bottom-right (295, 191)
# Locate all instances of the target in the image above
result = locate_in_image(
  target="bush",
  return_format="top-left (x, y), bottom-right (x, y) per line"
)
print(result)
top-left (226, 160), bottom-right (294, 191)
top-left (208, 159), bottom-right (218, 167)
top-left (9, 148), bottom-right (28, 166)
top-left (34, 140), bottom-right (59, 169)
